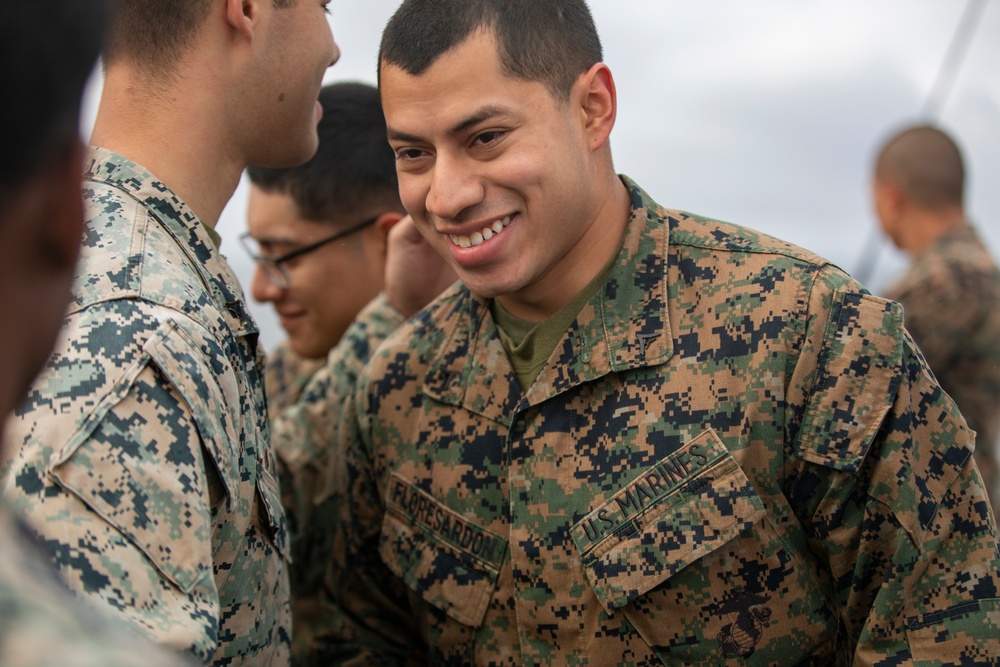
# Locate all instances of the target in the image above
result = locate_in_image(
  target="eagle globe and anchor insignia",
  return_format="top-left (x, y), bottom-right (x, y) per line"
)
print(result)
top-left (715, 591), bottom-right (773, 658)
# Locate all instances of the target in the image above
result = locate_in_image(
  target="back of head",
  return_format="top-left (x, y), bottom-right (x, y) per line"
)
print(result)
top-left (379, 0), bottom-right (603, 101)
top-left (875, 124), bottom-right (965, 211)
top-left (102, 0), bottom-right (211, 78)
top-left (247, 81), bottom-right (401, 220)
top-left (103, 0), bottom-right (298, 80)
top-left (0, 1), bottom-right (108, 208)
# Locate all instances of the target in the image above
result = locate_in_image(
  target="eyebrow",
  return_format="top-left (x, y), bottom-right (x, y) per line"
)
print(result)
top-left (387, 104), bottom-right (511, 143)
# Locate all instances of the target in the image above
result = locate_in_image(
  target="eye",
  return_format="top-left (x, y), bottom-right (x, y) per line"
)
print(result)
top-left (395, 147), bottom-right (428, 162)
top-left (321, 1), bottom-right (331, 14)
top-left (472, 130), bottom-right (506, 147)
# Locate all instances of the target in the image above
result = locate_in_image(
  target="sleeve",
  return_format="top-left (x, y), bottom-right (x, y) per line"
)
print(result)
top-left (785, 267), bottom-right (1000, 664)
top-left (0, 510), bottom-right (201, 667)
top-left (267, 294), bottom-right (407, 663)
top-left (1, 314), bottom-right (243, 665)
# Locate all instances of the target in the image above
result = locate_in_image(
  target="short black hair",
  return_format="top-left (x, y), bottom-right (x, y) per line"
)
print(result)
top-left (0, 1), bottom-right (108, 202)
top-left (104, 0), bottom-right (296, 79)
top-left (379, 0), bottom-right (603, 101)
top-left (875, 124), bottom-right (965, 210)
top-left (247, 82), bottom-right (402, 222)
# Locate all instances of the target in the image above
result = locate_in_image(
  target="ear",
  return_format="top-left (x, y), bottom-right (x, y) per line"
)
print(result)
top-left (873, 178), bottom-right (903, 225)
top-left (372, 211), bottom-right (405, 255)
top-left (575, 63), bottom-right (617, 153)
top-left (225, 0), bottom-right (258, 42)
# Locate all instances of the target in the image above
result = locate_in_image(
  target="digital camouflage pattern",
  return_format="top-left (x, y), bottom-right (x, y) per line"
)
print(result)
top-left (0, 500), bottom-right (196, 667)
top-left (884, 223), bottom-right (1000, 520)
top-left (266, 341), bottom-right (326, 415)
top-left (0, 147), bottom-right (291, 666)
top-left (267, 296), bottom-right (403, 665)
top-left (326, 177), bottom-right (1000, 665)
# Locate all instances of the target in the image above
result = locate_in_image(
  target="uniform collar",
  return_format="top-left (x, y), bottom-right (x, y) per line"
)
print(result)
top-left (424, 176), bottom-right (675, 420)
top-left (923, 221), bottom-right (977, 255)
top-left (83, 146), bottom-right (258, 337)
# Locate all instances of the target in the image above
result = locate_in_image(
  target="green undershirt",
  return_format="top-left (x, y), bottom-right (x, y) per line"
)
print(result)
top-left (492, 249), bottom-right (620, 391)
top-left (203, 223), bottom-right (222, 250)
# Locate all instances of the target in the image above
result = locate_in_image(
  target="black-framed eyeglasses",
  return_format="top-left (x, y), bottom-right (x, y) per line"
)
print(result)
top-left (239, 216), bottom-right (378, 288)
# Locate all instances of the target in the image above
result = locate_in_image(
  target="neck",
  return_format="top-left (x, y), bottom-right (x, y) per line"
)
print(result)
top-left (89, 64), bottom-right (244, 228)
top-left (497, 172), bottom-right (631, 321)
top-left (899, 206), bottom-right (965, 256)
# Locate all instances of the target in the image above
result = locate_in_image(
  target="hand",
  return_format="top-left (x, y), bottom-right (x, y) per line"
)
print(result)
top-left (384, 215), bottom-right (457, 318)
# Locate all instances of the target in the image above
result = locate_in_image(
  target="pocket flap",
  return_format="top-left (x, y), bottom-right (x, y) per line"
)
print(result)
top-left (47, 320), bottom-right (230, 594)
top-left (143, 320), bottom-right (241, 500)
top-left (379, 475), bottom-right (507, 627)
top-left (256, 444), bottom-right (290, 560)
top-left (796, 291), bottom-right (903, 471)
top-left (571, 429), bottom-right (765, 613)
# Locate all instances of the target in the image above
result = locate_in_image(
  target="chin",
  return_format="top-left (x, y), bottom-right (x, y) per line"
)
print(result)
top-left (462, 273), bottom-right (519, 301)
top-left (288, 339), bottom-right (326, 360)
top-left (254, 135), bottom-right (319, 170)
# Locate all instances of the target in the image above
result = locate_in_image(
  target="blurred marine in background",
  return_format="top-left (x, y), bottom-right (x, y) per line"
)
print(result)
top-left (244, 80), bottom-right (400, 663)
top-left (243, 80), bottom-right (456, 664)
top-left (873, 123), bottom-right (1000, 520)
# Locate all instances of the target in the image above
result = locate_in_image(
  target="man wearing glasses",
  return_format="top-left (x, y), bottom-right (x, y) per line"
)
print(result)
top-left (241, 81), bottom-right (455, 664)
top-left (243, 84), bottom-right (407, 369)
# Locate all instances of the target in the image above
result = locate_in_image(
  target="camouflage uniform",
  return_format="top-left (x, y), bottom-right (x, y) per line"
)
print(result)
top-left (0, 147), bottom-right (291, 666)
top-left (0, 500), bottom-right (196, 667)
top-left (268, 297), bottom-right (403, 664)
top-left (883, 223), bottom-right (1000, 519)
top-left (327, 177), bottom-right (1000, 665)
top-left (265, 341), bottom-right (326, 415)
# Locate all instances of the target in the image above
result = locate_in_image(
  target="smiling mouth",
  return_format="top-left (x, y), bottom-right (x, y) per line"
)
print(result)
top-left (448, 215), bottom-right (512, 248)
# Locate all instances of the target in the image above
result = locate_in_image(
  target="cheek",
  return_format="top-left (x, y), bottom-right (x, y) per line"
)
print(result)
top-left (398, 176), bottom-right (427, 216)
top-left (494, 147), bottom-right (553, 195)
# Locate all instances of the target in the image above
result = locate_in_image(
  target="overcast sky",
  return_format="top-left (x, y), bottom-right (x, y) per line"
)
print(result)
top-left (82, 0), bottom-right (1000, 351)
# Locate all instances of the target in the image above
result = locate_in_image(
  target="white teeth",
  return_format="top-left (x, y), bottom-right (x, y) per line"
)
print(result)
top-left (449, 215), bottom-right (511, 248)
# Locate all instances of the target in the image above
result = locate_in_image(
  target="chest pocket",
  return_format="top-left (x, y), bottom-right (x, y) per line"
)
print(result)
top-left (571, 429), bottom-right (839, 664)
top-left (48, 319), bottom-right (245, 593)
top-left (379, 474), bottom-right (507, 630)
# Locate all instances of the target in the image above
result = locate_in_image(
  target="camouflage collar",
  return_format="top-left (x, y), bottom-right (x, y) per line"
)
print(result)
top-left (424, 176), bottom-right (676, 415)
top-left (82, 146), bottom-right (257, 337)
top-left (923, 221), bottom-right (978, 257)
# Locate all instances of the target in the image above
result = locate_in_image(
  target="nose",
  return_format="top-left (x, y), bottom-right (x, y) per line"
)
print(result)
top-left (328, 37), bottom-right (341, 68)
top-left (425, 153), bottom-right (483, 221)
top-left (326, 24), bottom-right (341, 69)
top-left (250, 264), bottom-right (283, 303)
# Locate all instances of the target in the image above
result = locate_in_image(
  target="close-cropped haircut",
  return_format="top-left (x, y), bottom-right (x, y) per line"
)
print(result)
top-left (103, 0), bottom-right (212, 76)
top-left (875, 125), bottom-right (965, 210)
top-left (379, 0), bottom-right (603, 102)
top-left (0, 0), bottom-right (108, 206)
top-left (104, 0), bottom-right (296, 77)
top-left (247, 82), bottom-right (401, 222)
